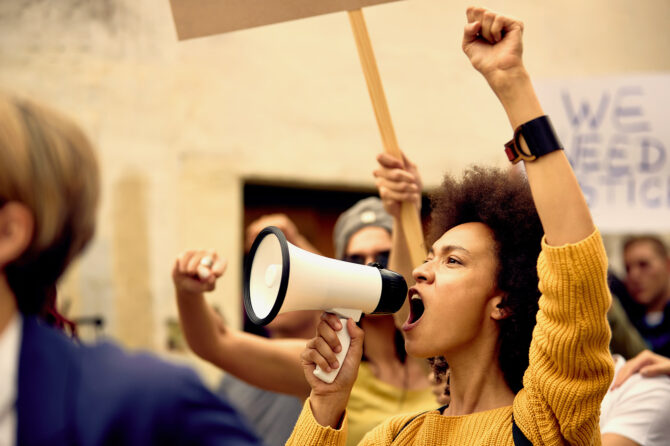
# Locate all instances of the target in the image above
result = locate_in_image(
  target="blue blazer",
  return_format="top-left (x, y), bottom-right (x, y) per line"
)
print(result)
top-left (16, 316), bottom-right (264, 446)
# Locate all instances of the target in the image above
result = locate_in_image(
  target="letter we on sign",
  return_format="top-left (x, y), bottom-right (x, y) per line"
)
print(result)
top-left (169, 0), bottom-right (401, 39)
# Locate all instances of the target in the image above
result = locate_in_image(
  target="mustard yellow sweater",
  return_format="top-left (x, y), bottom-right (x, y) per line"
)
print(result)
top-left (287, 230), bottom-right (614, 446)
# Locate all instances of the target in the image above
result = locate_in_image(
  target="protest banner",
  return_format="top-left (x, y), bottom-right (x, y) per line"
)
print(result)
top-left (536, 74), bottom-right (670, 232)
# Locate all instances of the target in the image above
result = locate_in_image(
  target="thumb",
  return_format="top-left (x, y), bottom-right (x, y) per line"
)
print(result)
top-left (400, 150), bottom-right (415, 170)
top-left (377, 152), bottom-right (404, 169)
top-left (463, 21), bottom-right (482, 47)
top-left (171, 258), bottom-right (180, 280)
top-left (212, 258), bottom-right (228, 277)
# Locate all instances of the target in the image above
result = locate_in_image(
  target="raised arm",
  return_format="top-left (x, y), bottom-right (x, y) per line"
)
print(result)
top-left (463, 8), bottom-right (613, 445)
top-left (173, 249), bottom-right (310, 399)
top-left (462, 7), bottom-right (594, 246)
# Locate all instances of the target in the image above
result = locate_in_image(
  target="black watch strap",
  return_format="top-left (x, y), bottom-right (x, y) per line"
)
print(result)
top-left (504, 115), bottom-right (564, 164)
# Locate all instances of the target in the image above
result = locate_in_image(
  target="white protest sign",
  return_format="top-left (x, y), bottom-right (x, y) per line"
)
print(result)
top-left (536, 74), bottom-right (670, 233)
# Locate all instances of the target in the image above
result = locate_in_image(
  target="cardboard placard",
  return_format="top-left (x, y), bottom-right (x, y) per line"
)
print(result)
top-left (169, 0), bottom-right (402, 40)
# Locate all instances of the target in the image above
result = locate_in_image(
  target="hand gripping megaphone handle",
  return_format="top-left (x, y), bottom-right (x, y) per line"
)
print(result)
top-left (313, 316), bottom-right (351, 384)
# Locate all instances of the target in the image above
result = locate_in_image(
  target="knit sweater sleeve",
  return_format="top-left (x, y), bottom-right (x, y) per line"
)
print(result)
top-left (285, 399), bottom-right (348, 446)
top-left (286, 398), bottom-right (416, 446)
top-left (513, 229), bottom-right (615, 446)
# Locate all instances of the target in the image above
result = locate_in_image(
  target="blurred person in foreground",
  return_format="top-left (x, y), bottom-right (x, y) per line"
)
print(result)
top-left (0, 93), bottom-right (262, 446)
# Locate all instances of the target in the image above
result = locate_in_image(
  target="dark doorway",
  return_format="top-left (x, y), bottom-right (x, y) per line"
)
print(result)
top-left (241, 180), bottom-right (431, 335)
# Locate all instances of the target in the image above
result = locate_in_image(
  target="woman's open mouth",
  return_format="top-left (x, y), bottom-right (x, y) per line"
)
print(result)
top-left (403, 288), bottom-right (425, 331)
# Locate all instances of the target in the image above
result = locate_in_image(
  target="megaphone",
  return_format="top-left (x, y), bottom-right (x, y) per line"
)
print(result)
top-left (244, 226), bottom-right (407, 383)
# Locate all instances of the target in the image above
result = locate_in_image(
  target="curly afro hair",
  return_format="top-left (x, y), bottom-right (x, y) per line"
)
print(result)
top-left (427, 166), bottom-right (544, 394)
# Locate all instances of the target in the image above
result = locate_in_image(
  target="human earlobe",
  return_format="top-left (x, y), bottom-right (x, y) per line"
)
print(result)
top-left (491, 298), bottom-right (510, 321)
top-left (0, 202), bottom-right (34, 267)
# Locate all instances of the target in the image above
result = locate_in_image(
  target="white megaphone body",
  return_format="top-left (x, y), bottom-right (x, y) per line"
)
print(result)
top-left (244, 226), bottom-right (407, 384)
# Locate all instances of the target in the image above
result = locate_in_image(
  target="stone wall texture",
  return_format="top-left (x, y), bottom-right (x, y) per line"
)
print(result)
top-left (1, 0), bottom-right (669, 382)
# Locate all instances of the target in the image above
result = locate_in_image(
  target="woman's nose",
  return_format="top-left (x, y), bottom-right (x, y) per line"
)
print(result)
top-left (413, 261), bottom-right (432, 283)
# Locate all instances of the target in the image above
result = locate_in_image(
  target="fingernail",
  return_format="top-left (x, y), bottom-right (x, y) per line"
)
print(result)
top-left (331, 361), bottom-right (339, 369)
top-left (334, 345), bottom-right (342, 353)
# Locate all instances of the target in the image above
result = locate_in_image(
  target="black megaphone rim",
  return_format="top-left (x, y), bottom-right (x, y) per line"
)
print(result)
top-left (243, 226), bottom-right (290, 326)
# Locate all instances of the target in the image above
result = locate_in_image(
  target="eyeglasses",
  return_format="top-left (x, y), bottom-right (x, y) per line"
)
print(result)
top-left (342, 250), bottom-right (390, 269)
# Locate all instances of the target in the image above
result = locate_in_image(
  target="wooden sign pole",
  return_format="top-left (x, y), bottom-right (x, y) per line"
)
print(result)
top-left (347, 9), bottom-right (426, 267)
top-left (167, 1), bottom-right (425, 266)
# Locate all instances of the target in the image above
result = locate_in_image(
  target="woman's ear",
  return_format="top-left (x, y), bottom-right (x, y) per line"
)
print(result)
top-left (490, 295), bottom-right (510, 321)
top-left (0, 202), bottom-right (34, 268)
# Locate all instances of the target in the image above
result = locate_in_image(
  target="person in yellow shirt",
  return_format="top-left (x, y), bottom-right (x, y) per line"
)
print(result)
top-left (288, 6), bottom-right (614, 446)
top-left (174, 203), bottom-right (436, 446)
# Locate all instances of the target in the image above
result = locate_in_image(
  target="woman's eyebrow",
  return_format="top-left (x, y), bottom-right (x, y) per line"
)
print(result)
top-left (430, 245), bottom-right (471, 256)
top-left (441, 245), bottom-right (470, 255)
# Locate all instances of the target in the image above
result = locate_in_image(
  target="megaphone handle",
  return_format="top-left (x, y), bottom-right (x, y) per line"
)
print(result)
top-left (313, 316), bottom-right (351, 384)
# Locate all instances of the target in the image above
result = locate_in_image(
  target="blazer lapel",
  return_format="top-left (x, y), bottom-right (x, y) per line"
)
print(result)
top-left (16, 316), bottom-right (78, 445)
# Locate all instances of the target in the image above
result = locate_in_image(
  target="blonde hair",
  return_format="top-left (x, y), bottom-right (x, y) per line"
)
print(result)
top-left (0, 93), bottom-right (99, 313)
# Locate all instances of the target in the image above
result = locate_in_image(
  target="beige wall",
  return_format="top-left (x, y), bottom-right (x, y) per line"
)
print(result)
top-left (1, 0), bottom-right (669, 381)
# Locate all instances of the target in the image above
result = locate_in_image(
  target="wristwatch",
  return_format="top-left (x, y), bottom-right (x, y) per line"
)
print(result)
top-left (504, 115), bottom-right (564, 164)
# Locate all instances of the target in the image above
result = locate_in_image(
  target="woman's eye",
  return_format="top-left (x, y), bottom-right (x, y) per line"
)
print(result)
top-left (446, 257), bottom-right (461, 265)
